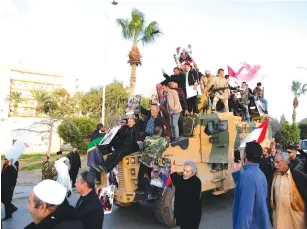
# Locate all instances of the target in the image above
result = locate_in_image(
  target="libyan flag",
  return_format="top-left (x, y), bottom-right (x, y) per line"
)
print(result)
top-left (87, 135), bottom-right (104, 168)
top-left (87, 136), bottom-right (104, 153)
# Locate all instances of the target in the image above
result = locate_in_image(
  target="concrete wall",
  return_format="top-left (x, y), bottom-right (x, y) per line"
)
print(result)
top-left (0, 117), bottom-right (62, 155)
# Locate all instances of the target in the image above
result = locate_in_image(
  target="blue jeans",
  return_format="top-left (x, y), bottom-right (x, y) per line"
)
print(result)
top-left (254, 97), bottom-right (268, 111)
top-left (242, 104), bottom-right (250, 121)
top-left (170, 113), bottom-right (180, 139)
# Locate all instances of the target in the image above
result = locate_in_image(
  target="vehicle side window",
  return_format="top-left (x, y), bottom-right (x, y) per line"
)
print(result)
top-left (205, 120), bottom-right (228, 136)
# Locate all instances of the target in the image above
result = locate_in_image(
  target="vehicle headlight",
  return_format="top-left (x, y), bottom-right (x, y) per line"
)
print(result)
top-left (131, 168), bottom-right (135, 175)
top-left (131, 157), bottom-right (135, 164)
top-left (125, 158), bottom-right (129, 165)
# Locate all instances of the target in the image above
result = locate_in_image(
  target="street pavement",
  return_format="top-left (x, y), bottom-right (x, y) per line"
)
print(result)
top-left (2, 186), bottom-right (234, 229)
top-left (2, 159), bottom-right (234, 229)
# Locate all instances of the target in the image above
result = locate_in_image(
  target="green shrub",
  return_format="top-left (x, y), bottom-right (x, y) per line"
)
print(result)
top-left (58, 117), bottom-right (97, 154)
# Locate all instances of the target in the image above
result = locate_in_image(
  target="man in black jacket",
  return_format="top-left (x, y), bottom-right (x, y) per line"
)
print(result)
top-left (67, 146), bottom-right (81, 188)
top-left (183, 62), bottom-right (199, 114)
top-left (287, 144), bottom-right (305, 173)
top-left (1, 158), bottom-right (19, 220)
top-left (24, 180), bottom-right (83, 229)
top-left (100, 118), bottom-right (140, 173)
top-left (75, 171), bottom-right (104, 229)
top-left (162, 67), bottom-right (186, 93)
top-left (170, 160), bottom-right (202, 229)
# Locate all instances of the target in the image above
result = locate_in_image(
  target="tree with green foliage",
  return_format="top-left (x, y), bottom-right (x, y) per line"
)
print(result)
top-left (270, 117), bottom-right (281, 138)
top-left (77, 80), bottom-right (129, 124)
top-left (5, 91), bottom-right (24, 113)
top-left (275, 120), bottom-right (300, 149)
top-left (291, 80), bottom-right (307, 124)
top-left (117, 9), bottom-right (161, 95)
top-left (42, 88), bottom-right (75, 118)
top-left (299, 123), bottom-right (307, 140)
top-left (300, 117), bottom-right (307, 124)
top-left (141, 96), bottom-right (151, 110)
top-left (30, 90), bottom-right (51, 114)
top-left (280, 114), bottom-right (286, 123)
top-left (57, 117), bottom-right (97, 154)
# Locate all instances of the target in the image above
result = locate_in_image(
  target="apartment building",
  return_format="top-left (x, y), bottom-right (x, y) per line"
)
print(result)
top-left (0, 66), bottom-right (76, 154)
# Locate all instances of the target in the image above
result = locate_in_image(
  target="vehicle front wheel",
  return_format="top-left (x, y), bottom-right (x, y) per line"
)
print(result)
top-left (153, 188), bottom-right (176, 228)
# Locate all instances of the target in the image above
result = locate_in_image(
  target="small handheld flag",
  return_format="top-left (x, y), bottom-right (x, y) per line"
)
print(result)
top-left (162, 160), bottom-right (176, 196)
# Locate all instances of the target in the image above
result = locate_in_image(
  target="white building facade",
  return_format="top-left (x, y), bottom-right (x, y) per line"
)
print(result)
top-left (0, 66), bottom-right (76, 154)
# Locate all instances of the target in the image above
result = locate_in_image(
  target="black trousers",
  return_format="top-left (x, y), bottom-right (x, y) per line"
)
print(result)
top-left (103, 144), bottom-right (138, 172)
top-left (69, 168), bottom-right (79, 187)
top-left (2, 187), bottom-right (17, 217)
top-left (187, 96), bottom-right (198, 114)
top-left (137, 163), bottom-right (152, 190)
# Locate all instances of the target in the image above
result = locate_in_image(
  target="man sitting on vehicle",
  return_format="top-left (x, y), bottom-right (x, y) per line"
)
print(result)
top-left (253, 82), bottom-right (268, 114)
top-left (100, 118), bottom-right (141, 173)
top-left (140, 105), bottom-right (165, 137)
top-left (135, 125), bottom-right (169, 195)
top-left (239, 82), bottom-right (252, 121)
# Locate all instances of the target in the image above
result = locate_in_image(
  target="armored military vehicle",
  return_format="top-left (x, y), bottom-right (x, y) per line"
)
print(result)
top-left (100, 112), bottom-right (272, 227)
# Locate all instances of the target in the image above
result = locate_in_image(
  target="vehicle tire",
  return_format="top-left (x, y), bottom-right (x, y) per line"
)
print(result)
top-left (153, 188), bottom-right (176, 228)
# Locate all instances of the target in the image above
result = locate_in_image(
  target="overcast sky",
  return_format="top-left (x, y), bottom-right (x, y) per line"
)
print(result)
top-left (1, 0), bottom-right (307, 122)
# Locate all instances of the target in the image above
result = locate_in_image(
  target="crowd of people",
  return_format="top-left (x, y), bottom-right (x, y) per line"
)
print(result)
top-left (233, 142), bottom-right (307, 229)
top-left (1, 54), bottom-right (305, 229)
top-left (162, 59), bottom-right (269, 124)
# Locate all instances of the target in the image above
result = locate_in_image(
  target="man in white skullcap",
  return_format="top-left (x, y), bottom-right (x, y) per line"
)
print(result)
top-left (24, 180), bottom-right (84, 229)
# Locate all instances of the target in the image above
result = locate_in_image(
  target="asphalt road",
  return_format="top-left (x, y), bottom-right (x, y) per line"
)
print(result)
top-left (2, 187), bottom-right (234, 229)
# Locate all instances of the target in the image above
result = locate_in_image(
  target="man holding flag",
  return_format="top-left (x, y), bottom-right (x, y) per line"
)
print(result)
top-left (170, 160), bottom-right (202, 229)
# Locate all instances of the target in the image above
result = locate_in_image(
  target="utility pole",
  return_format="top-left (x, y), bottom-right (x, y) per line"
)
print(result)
top-left (101, 0), bottom-right (118, 125)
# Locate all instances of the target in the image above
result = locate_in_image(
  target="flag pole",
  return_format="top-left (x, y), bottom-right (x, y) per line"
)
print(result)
top-left (162, 186), bottom-right (167, 196)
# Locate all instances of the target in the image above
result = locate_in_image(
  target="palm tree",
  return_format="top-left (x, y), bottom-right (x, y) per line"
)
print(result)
top-left (5, 91), bottom-right (23, 113)
top-left (30, 90), bottom-right (51, 114)
top-left (291, 80), bottom-right (307, 124)
top-left (117, 9), bottom-right (161, 95)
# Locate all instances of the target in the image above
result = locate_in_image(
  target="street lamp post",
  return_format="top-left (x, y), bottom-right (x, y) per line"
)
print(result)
top-left (101, 1), bottom-right (118, 125)
top-left (101, 84), bottom-right (106, 125)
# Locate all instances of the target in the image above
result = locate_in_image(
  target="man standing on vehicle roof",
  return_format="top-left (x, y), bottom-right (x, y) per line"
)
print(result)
top-left (211, 68), bottom-right (229, 113)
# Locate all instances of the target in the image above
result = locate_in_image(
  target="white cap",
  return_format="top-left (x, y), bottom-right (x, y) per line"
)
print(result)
top-left (33, 180), bottom-right (67, 205)
top-left (205, 70), bottom-right (211, 74)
